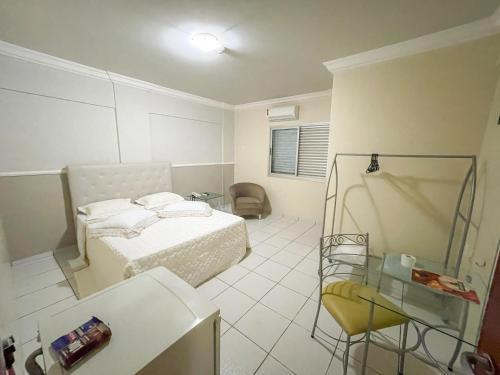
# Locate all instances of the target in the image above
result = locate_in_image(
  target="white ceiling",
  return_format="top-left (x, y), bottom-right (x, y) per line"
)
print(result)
top-left (0, 0), bottom-right (498, 104)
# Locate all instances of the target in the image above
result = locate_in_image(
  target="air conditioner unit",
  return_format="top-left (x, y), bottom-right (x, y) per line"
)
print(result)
top-left (267, 105), bottom-right (299, 122)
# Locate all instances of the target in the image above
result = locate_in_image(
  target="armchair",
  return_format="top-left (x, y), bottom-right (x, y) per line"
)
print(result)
top-left (229, 182), bottom-right (271, 219)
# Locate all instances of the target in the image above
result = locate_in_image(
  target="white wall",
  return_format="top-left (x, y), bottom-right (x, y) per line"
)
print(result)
top-left (111, 81), bottom-right (234, 165)
top-left (0, 42), bottom-right (235, 260)
top-left (0, 51), bottom-right (234, 172)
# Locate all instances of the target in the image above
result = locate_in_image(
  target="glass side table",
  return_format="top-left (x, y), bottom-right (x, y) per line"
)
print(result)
top-left (185, 192), bottom-right (224, 209)
top-left (360, 253), bottom-right (484, 373)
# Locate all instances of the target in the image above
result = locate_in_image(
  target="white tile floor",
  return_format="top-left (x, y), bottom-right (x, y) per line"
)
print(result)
top-left (11, 214), bottom-right (469, 375)
top-left (11, 251), bottom-right (78, 374)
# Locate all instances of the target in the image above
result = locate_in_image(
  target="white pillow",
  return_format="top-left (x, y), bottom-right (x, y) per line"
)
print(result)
top-left (157, 201), bottom-right (212, 218)
top-left (87, 209), bottom-right (159, 239)
top-left (78, 198), bottom-right (139, 223)
top-left (135, 192), bottom-right (184, 210)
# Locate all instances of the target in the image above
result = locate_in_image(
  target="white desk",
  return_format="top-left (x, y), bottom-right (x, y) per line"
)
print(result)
top-left (38, 267), bottom-right (220, 375)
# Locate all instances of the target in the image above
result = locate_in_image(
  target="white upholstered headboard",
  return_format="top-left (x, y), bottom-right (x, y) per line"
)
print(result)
top-left (67, 162), bottom-right (173, 219)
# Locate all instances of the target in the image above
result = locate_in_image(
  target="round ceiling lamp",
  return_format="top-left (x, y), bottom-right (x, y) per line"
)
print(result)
top-left (191, 33), bottom-right (225, 54)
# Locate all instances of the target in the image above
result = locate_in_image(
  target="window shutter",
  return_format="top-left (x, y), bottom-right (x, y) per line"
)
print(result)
top-left (270, 128), bottom-right (298, 175)
top-left (297, 124), bottom-right (329, 178)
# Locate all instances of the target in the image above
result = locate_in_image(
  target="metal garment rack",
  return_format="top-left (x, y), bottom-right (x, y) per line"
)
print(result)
top-left (322, 153), bottom-right (477, 277)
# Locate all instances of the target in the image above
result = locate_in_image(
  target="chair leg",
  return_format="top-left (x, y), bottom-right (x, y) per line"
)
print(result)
top-left (311, 296), bottom-right (321, 338)
top-left (362, 300), bottom-right (375, 375)
top-left (361, 329), bottom-right (371, 375)
top-left (343, 335), bottom-right (351, 375)
top-left (398, 322), bottom-right (409, 375)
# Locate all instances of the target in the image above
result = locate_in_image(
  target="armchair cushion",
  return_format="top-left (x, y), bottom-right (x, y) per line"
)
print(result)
top-left (236, 197), bottom-right (262, 205)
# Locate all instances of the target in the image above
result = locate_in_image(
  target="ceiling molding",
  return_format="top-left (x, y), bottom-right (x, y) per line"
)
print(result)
top-left (0, 39), bottom-right (234, 110)
top-left (107, 72), bottom-right (233, 110)
top-left (0, 40), bottom-right (110, 80)
top-left (323, 10), bottom-right (500, 73)
top-left (234, 89), bottom-right (332, 111)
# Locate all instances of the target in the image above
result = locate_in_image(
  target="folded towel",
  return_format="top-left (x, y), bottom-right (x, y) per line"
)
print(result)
top-left (87, 209), bottom-right (159, 239)
top-left (157, 201), bottom-right (212, 218)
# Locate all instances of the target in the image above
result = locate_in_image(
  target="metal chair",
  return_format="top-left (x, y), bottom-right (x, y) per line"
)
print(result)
top-left (311, 233), bottom-right (410, 375)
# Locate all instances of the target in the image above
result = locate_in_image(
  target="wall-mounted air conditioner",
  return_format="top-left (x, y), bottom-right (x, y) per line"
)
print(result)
top-left (267, 105), bottom-right (299, 122)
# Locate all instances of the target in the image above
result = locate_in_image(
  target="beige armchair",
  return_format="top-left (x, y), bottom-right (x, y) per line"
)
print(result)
top-left (229, 183), bottom-right (271, 219)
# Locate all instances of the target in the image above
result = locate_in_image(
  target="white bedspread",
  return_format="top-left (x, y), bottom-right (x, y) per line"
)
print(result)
top-left (85, 210), bottom-right (248, 287)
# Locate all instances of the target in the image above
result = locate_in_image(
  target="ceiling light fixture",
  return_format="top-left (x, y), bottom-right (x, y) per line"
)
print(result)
top-left (191, 33), bottom-right (225, 53)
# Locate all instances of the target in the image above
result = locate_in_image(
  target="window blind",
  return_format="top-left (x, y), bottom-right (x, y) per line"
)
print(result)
top-left (270, 128), bottom-right (298, 175)
top-left (297, 124), bottom-right (329, 178)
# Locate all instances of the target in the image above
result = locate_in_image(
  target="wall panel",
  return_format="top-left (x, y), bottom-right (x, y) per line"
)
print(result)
top-left (0, 54), bottom-right (113, 107)
top-left (150, 114), bottom-right (222, 164)
top-left (0, 89), bottom-right (119, 172)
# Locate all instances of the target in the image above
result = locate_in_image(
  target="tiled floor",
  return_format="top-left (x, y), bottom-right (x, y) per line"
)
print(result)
top-left (11, 251), bottom-right (78, 374)
top-left (12, 214), bottom-right (469, 374)
top-left (200, 215), bottom-right (470, 375)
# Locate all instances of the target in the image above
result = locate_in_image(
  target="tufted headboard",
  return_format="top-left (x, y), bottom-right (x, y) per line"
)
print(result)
top-left (67, 162), bottom-right (173, 220)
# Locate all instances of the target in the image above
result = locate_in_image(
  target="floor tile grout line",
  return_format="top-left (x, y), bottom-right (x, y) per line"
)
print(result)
top-left (13, 264), bottom-right (61, 282)
top-left (11, 251), bottom-right (55, 267)
top-left (219, 228), bottom-right (323, 374)
top-left (16, 294), bottom-right (76, 323)
top-left (12, 254), bottom-right (58, 269)
top-left (251, 296), bottom-right (316, 374)
top-left (15, 278), bottom-right (71, 299)
top-left (235, 218), bottom-right (328, 373)
top-left (16, 294), bottom-right (75, 320)
top-left (248, 216), bottom-right (315, 248)
top-left (265, 354), bottom-right (299, 375)
top-left (15, 274), bottom-right (68, 299)
top-left (15, 287), bottom-right (75, 319)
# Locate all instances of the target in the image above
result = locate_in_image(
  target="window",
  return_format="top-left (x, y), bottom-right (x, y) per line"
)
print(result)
top-left (269, 123), bottom-right (329, 179)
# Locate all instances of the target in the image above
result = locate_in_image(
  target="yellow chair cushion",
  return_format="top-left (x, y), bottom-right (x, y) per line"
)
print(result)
top-left (321, 280), bottom-right (409, 336)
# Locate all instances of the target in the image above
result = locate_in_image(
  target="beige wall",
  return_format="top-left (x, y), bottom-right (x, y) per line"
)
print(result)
top-left (0, 174), bottom-right (75, 260)
top-left (0, 213), bottom-right (17, 352)
top-left (234, 95), bottom-right (331, 223)
top-left (327, 34), bottom-right (500, 262)
top-left (0, 165), bottom-right (234, 261)
top-left (466, 65), bottom-right (500, 283)
top-left (462, 64), bottom-right (500, 344)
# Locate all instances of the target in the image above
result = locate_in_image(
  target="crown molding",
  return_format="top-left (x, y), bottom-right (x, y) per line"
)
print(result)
top-left (106, 72), bottom-right (233, 110)
top-left (323, 10), bottom-right (500, 73)
top-left (234, 89), bottom-right (332, 111)
top-left (0, 40), bottom-right (234, 110)
top-left (0, 40), bottom-right (110, 80)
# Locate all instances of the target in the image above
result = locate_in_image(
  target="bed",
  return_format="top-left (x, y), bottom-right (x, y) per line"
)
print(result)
top-left (67, 162), bottom-right (248, 298)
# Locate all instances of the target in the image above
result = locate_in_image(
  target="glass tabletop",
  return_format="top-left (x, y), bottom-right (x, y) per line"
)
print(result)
top-left (361, 253), bottom-right (487, 348)
top-left (186, 192), bottom-right (224, 201)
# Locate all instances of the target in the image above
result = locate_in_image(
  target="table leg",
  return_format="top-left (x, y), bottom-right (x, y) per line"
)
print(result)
top-left (447, 301), bottom-right (469, 371)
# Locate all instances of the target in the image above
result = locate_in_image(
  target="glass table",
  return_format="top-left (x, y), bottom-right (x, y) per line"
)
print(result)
top-left (361, 253), bottom-right (486, 373)
top-left (185, 192), bottom-right (224, 209)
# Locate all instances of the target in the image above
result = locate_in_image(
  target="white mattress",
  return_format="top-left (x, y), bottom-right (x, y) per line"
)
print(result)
top-left (85, 210), bottom-right (248, 287)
